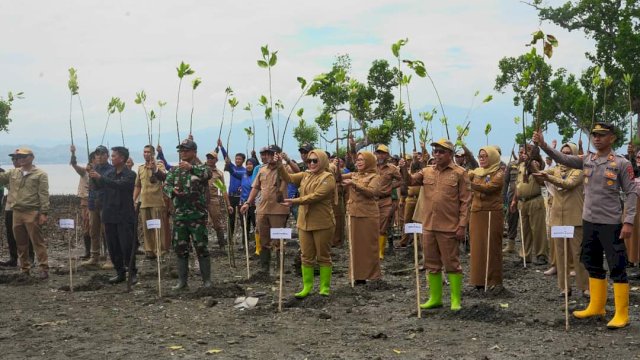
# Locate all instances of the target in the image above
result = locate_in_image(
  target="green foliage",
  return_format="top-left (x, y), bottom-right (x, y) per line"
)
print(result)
top-left (68, 68), bottom-right (79, 95)
top-left (176, 61), bottom-right (195, 79)
top-left (293, 118), bottom-right (318, 146)
top-left (192, 77), bottom-right (202, 90)
top-left (0, 91), bottom-right (24, 132)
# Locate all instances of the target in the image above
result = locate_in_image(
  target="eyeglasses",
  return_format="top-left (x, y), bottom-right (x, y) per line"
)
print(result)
top-left (478, 155), bottom-right (488, 159)
top-left (432, 148), bottom-right (448, 155)
top-left (355, 158), bottom-right (365, 162)
top-left (305, 158), bottom-right (319, 164)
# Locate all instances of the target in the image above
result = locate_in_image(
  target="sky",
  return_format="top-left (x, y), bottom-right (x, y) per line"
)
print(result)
top-left (0, 0), bottom-right (596, 163)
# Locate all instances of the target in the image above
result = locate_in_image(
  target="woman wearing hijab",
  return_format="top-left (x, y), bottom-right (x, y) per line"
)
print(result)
top-left (341, 151), bottom-right (382, 284)
top-left (278, 150), bottom-right (336, 297)
top-left (468, 146), bottom-right (505, 290)
top-left (533, 142), bottom-right (588, 296)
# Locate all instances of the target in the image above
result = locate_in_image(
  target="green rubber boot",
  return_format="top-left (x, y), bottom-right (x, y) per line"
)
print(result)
top-left (318, 266), bottom-right (332, 296)
top-left (420, 272), bottom-right (443, 309)
top-left (295, 265), bottom-right (315, 298)
top-left (449, 273), bottom-right (463, 311)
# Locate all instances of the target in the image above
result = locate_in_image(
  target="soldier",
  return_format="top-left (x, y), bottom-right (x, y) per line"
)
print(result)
top-left (205, 149), bottom-right (234, 250)
top-left (509, 144), bottom-right (549, 265)
top-left (534, 123), bottom-right (637, 329)
top-left (133, 145), bottom-right (168, 259)
top-left (240, 145), bottom-right (289, 275)
top-left (374, 144), bottom-right (403, 259)
top-left (89, 146), bottom-right (137, 284)
top-left (399, 139), bottom-right (471, 311)
top-left (164, 139), bottom-right (213, 289)
top-left (0, 148), bottom-right (50, 278)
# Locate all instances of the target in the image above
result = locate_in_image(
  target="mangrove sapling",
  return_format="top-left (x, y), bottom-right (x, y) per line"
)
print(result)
top-left (624, 74), bottom-right (634, 141)
top-left (100, 97), bottom-right (118, 145)
top-left (175, 61), bottom-right (195, 143)
top-left (258, 95), bottom-right (273, 145)
top-left (157, 100), bottom-right (167, 147)
top-left (244, 103), bottom-right (256, 152)
top-left (135, 90), bottom-right (152, 145)
top-left (189, 77), bottom-right (202, 135)
top-left (226, 97), bottom-right (239, 152)
top-left (243, 127), bottom-right (254, 156)
top-left (392, 38), bottom-right (408, 155)
top-left (68, 68), bottom-right (90, 159)
top-left (67, 68), bottom-right (78, 146)
top-left (403, 74), bottom-right (417, 151)
top-left (602, 75), bottom-right (613, 123)
top-left (280, 77), bottom-right (311, 147)
top-left (0, 91), bottom-right (24, 133)
top-left (458, 92), bottom-right (493, 138)
top-left (257, 45), bottom-right (278, 146)
top-left (403, 59), bottom-right (449, 139)
top-left (275, 99), bottom-right (284, 143)
top-left (217, 86), bottom-right (234, 143)
top-left (484, 123), bottom-right (492, 146)
top-left (116, 99), bottom-right (126, 146)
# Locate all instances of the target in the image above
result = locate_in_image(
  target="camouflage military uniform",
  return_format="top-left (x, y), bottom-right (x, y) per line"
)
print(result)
top-left (163, 164), bottom-right (212, 257)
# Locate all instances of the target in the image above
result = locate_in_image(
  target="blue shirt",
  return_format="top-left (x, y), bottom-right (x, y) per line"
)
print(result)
top-left (219, 146), bottom-right (246, 197)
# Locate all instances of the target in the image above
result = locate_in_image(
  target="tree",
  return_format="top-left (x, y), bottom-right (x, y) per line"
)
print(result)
top-left (0, 91), bottom-right (24, 132)
top-left (293, 116), bottom-right (318, 148)
top-left (529, 0), bottom-right (640, 137)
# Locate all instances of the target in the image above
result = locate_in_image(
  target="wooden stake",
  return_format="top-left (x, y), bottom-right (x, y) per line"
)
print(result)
top-left (518, 209), bottom-right (527, 268)
top-left (243, 214), bottom-right (250, 279)
top-left (278, 238), bottom-right (284, 312)
top-left (348, 215), bottom-right (355, 288)
top-left (413, 232), bottom-right (421, 318)
top-left (564, 237), bottom-right (569, 331)
top-left (485, 212), bottom-right (492, 292)
top-left (156, 228), bottom-right (162, 298)
top-left (66, 231), bottom-right (73, 293)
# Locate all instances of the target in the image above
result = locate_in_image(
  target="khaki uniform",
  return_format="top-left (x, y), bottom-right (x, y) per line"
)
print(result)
top-left (346, 170), bottom-right (382, 280)
top-left (544, 166), bottom-right (588, 291)
top-left (0, 167), bottom-right (50, 273)
top-left (469, 170), bottom-right (504, 287)
top-left (407, 163), bottom-right (471, 274)
top-left (376, 163), bottom-right (402, 235)
top-left (253, 165), bottom-right (289, 250)
top-left (207, 168), bottom-right (227, 232)
top-left (136, 162), bottom-right (167, 256)
top-left (516, 163), bottom-right (549, 261)
top-left (279, 159), bottom-right (336, 267)
top-left (400, 185), bottom-right (420, 246)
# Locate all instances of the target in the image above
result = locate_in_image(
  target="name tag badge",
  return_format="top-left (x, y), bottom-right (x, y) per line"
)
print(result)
top-left (59, 219), bottom-right (75, 229)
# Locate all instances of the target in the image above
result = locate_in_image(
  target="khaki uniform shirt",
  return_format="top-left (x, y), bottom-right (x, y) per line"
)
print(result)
top-left (208, 168), bottom-right (225, 198)
top-left (77, 173), bottom-right (89, 199)
top-left (544, 166), bottom-right (584, 226)
top-left (136, 162), bottom-right (166, 208)
top-left (469, 170), bottom-right (504, 212)
top-left (252, 165), bottom-right (290, 215)
top-left (346, 172), bottom-right (380, 218)
top-left (544, 147), bottom-right (637, 224)
top-left (516, 163), bottom-right (542, 200)
top-left (377, 163), bottom-right (402, 204)
top-left (0, 167), bottom-right (50, 214)
top-left (279, 167), bottom-right (336, 231)
top-left (407, 162), bottom-right (471, 232)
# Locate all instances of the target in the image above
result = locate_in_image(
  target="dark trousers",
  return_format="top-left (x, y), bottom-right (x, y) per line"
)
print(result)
top-left (4, 210), bottom-right (33, 261)
top-left (582, 220), bottom-right (627, 283)
top-left (228, 195), bottom-right (240, 237)
top-left (507, 207), bottom-right (519, 240)
top-left (104, 222), bottom-right (137, 275)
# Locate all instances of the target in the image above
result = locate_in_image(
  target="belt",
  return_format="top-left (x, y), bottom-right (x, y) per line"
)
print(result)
top-left (519, 194), bottom-right (541, 202)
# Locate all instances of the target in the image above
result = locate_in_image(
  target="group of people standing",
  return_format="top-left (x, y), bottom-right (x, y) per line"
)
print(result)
top-left (1, 121), bottom-right (638, 330)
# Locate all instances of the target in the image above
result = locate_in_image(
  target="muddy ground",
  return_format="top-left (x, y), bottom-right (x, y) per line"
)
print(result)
top-left (1, 196), bottom-right (639, 359)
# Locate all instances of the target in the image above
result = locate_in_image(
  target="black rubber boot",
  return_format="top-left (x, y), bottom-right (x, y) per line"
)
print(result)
top-left (172, 256), bottom-right (189, 290)
top-left (259, 248), bottom-right (271, 274)
top-left (198, 255), bottom-right (212, 288)
top-left (80, 235), bottom-right (91, 260)
top-left (108, 271), bottom-right (126, 284)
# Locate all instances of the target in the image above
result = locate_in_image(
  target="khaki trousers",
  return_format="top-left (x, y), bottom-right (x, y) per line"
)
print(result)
top-left (423, 230), bottom-right (461, 274)
top-left (518, 196), bottom-right (548, 261)
top-left (299, 227), bottom-right (334, 267)
top-left (378, 198), bottom-right (394, 236)
top-left (554, 227), bottom-right (588, 291)
top-left (140, 206), bottom-right (167, 255)
top-left (80, 199), bottom-right (90, 237)
top-left (89, 209), bottom-right (105, 256)
top-left (256, 214), bottom-right (288, 250)
top-left (13, 210), bottom-right (48, 272)
top-left (400, 198), bottom-right (417, 246)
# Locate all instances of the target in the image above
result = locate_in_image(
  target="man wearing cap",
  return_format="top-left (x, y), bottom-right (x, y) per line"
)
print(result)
top-left (454, 144), bottom-right (479, 171)
top-left (374, 144), bottom-right (403, 259)
top-left (399, 139), bottom-right (471, 311)
top-left (89, 146), bottom-right (138, 284)
top-left (205, 149), bottom-right (234, 250)
top-left (69, 145), bottom-right (94, 260)
top-left (82, 145), bottom-right (114, 267)
top-left (164, 139), bottom-right (213, 289)
top-left (133, 145), bottom-right (168, 260)
top-left (534, 122), bottom-right (637, 329)
top-left (0, 148), bottom-right (50, 278)
top-left (240, 144), bottom-right (289, 275)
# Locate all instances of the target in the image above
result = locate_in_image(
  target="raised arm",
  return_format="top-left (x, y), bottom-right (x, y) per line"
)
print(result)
top-left (533, 131), bottom-right (583, 169)
top-left (469, 170), bottom-right (504, 194)
top-left (543, 169), bottom-right (584, 191)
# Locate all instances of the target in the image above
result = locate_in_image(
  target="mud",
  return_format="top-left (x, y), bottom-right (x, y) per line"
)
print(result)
top-left (0, 195), bottom-right (639, 359)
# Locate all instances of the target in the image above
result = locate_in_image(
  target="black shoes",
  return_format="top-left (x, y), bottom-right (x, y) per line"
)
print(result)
top-left (108, 273), bottom-right (126, 284)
